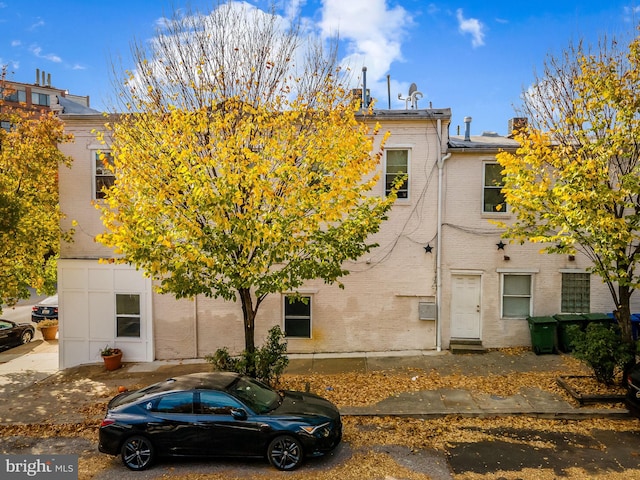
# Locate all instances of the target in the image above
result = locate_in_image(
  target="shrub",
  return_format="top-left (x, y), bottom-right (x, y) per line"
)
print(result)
top-left (568, 322), bottom-right (635, 385)
top-left (206, 325), bottom-right (289, 386)
top-left (36, 319), bottom-right (58, 329)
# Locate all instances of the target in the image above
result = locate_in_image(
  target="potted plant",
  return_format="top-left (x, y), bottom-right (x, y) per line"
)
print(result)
top-left (100, 345), bottom-right (123, 371)
top-left (36, 319), bottom-right (59, 341)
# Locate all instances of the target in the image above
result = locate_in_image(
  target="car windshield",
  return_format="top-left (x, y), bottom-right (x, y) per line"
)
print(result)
top-left (227, 377), bottom-right (281, 414)
top-left (38, 295), bottom-right (58, 306)
top-left (109, 383), bottom-right (169, 408)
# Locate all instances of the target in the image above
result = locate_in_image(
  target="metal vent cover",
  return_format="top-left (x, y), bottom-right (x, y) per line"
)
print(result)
top-left (419, 302), bottom-right (436, 320)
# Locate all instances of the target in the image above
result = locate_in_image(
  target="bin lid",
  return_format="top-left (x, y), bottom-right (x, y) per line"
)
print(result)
top-left (632, 313), bottom-right (640, 323)
top-left (553, 313), bottom-right (586, 322)
top-left (581, 313), bottom-right (611, 321)
top-left (527, 316), bottom-right (556, 324)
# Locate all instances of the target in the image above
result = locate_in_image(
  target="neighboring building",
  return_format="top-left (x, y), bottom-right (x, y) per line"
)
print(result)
top-left (440, 118), bottom-right (624, 351)
top-left (56, 107), bottom-right (639, 368)
top-left (1, 69), bottom-right (93, 116)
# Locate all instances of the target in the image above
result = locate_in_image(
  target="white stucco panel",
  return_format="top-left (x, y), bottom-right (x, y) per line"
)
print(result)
top-left (58, 260), bottom-right (153, 368)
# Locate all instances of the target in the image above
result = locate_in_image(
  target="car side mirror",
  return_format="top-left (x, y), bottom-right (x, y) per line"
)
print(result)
top-left (230, 408), bottom-right (247, 420)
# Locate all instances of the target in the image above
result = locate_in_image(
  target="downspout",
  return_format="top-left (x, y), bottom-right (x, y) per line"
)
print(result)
top-left (436, 118), bottom-right (451, 352)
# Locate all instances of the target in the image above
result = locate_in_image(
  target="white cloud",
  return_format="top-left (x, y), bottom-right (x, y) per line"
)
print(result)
top-left (318, 0), bottom-right (411, 102)
top-left (29, 45), bottom-right (62, 63)
top-left (623, 6), bottom-right (640, 22)
top-left (285, 0), bottom-right (306, 21)
top-left (28, 19), bottom-right (45, 31)
top-left (456, 8), bottom-right (485, 48)
top-left (11, 40), bottom-right (21, 47)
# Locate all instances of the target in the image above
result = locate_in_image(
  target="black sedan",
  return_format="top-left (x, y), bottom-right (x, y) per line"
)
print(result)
top-left (31, 294), bottom-right (58, 323)
top-left (626, 362), bottom-right (640, 417)
top-left (98, 372), bottom-right (342, 471)
top-left (0, 319), bottom-right (35, 349)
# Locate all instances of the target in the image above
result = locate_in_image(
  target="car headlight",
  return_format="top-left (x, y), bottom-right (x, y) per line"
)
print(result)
top-left (300, 422), bottom-right (331, 437)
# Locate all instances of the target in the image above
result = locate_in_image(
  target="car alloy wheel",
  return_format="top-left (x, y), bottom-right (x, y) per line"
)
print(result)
top-left (267, 435), bottom-right (303, 471)
top-left (21, 331), bottom-right (33, 344)
top-left (121, 435), bottom-right (155, 471)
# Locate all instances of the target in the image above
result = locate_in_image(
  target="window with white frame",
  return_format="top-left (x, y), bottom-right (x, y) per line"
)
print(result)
top-left (502, 274), bottom-right (532, 318)
top-left (283, 295), bottom-right (311, 338)
top-left (483, 163), bottom-right (506, 213)
top-left (116, 294), bottom-right (141, 337)
top-left (95, 151), bottom-right (115, 199)
top-left (385, 149), bottom-right (409, 199)
top-left (561, 272), bottom-right (590, 313)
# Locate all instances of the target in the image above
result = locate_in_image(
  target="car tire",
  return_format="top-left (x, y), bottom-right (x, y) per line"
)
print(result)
top-left (121, 435), bottom-right (155, 471)
top-left (21, 330), bottom-right (33, 344)
top-left (267, 435), bottom-right (303, 471)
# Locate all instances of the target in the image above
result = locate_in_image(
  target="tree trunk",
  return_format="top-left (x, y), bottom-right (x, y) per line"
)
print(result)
top-left (615, 286), bottom-right (633, 346)
top-left (615, 285), bottom-right (636, 386)
top-left (239, 287), bottom-right (256, 354)
top-left (238, 288), bottom-right (257, 377)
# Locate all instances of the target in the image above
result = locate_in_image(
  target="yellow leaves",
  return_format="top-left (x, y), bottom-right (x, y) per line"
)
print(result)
top-left (0, 106), bottom-right (73, 303)
top-left (96, 90), bottom-right (392, 298)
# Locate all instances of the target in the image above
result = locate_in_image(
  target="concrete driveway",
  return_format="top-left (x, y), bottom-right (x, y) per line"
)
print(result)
top-left (0, 339), bottom-right (59, 398)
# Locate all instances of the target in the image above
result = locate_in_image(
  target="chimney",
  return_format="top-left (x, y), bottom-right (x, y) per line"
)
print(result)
top-left (35, 68), bottom-right (40, 85)
top-left (47, 73), bottom-right (51, 87)
top-left (464, 116), bottom-right (472, 141)
top-left (508, 117), bottom-right (527, 137)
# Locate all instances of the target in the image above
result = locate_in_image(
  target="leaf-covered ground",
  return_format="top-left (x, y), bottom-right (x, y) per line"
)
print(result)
top-left (1, 349), bottom-right (637, 479)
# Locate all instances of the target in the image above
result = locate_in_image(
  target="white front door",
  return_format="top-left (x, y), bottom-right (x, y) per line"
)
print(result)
top-left (450, 274), bottom-right (481, 339)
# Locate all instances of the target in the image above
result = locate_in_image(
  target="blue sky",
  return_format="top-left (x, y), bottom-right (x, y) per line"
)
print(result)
top-left (1, 1), bottom-right (639, 135)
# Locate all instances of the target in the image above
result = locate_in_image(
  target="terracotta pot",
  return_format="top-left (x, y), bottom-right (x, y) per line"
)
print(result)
top-left (40, 325), bottom-right (58, 341)
top-left (102, 351), bottom-right (123, 371)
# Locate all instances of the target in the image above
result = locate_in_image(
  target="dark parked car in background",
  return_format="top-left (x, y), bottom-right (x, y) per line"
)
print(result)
top-left (626, 363), bottom-right (640, 417)
top-left (99, 372), bottom-right (342, 471)
top-left (31, 294), bottom-right (58, 323)
top-left (0, 319), bottom-right (34, 349)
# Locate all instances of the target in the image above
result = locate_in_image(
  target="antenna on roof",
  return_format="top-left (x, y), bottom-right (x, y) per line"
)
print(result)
top-left (398, 83), bottom-right (423, 110)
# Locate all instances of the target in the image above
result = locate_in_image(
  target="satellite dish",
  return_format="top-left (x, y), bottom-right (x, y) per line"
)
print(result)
top-left (408, 83), bottom-right (417, 95)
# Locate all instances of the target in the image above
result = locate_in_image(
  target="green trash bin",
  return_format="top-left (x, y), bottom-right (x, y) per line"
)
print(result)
top-left (582, 312), bottom-right (614, 328)
top-left (527, 316), bottom-right (557, 355)
top-left (553, 314), bottom-right (587, 353)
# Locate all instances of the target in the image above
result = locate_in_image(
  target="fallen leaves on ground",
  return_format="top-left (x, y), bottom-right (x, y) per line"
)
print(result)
top-left (2, 349), bottom-right (638, 480)
top-left (344, 416), bottom-right (639, 451)
top-left (277, 353), bottom-right (598, 408)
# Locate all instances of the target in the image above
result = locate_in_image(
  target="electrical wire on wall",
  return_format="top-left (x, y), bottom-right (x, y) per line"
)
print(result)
top-left (348, 121), bottom-right (442, 273)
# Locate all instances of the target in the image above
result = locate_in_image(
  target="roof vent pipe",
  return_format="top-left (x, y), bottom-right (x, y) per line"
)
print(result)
top-left (362, 66), bottom-right (367, 108)
top-left (464, 116), bottom-right (472, 141)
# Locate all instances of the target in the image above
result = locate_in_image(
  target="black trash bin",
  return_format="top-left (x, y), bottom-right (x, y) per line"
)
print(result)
top-left (527, 316), bottom-right (557, 355)
top-left (553, 314), bottom-right (587, 353)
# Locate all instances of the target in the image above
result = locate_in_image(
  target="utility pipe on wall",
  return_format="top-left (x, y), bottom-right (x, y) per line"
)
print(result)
top-left (436, 118), bottom-right (451, 352)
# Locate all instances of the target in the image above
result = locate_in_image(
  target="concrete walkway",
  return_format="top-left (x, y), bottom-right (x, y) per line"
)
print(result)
top-left (0, 344), bottom-right (631, 424)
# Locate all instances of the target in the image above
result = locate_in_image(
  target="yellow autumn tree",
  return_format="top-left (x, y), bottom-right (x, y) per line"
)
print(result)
top-left (96, 2), bottom-right (396, 363)
top-left (496, 32), bottom-right (640, 347)
top-left (0, 79), bottom-right (73, 309)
